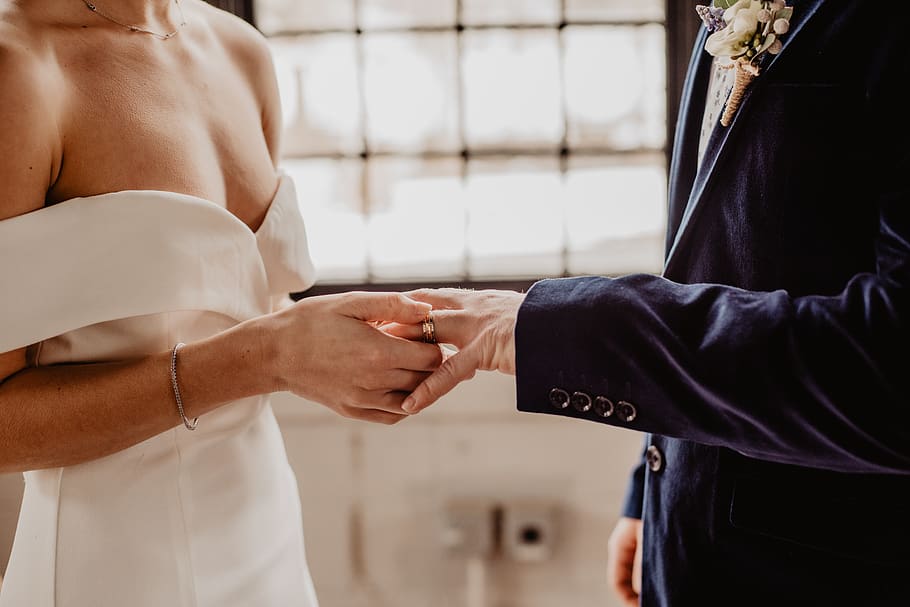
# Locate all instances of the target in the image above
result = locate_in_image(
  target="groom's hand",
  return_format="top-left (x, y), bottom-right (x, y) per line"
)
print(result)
top-left (387, 288), bottom-right (525, 414)
top-left (264, 292), bottom-right (444, 424)
top-left (607, 517), bottom-right (643, 606)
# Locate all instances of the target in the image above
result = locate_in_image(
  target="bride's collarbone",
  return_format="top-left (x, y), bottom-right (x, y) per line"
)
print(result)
top-left (13, 1), bottom-right (278, 224)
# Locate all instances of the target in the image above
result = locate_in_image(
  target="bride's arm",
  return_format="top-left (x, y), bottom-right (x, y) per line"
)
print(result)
top-left (0, 324), bottom-right (276, 473)
top-left (0, 39), bottom-right (443, 474)
top-left (1, 293), bottom-right (441, 474)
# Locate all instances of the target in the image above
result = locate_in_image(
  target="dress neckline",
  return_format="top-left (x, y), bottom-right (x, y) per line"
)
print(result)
top-left (45, 175), bottom-right (285, 236)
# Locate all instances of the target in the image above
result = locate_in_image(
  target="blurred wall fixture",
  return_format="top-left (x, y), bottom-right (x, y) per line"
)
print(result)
top-left (501, 499), bottom-right (557, 563)
top-left (440, 498), bottom-right (559, 607)
top-left (440, 499), bottom-right (496, 558)
top-left (440, 498), bottom-right (559, 561)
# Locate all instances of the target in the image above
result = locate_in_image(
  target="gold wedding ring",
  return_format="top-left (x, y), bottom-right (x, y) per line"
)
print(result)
top-left (421, 311), bottom-right (437, 344)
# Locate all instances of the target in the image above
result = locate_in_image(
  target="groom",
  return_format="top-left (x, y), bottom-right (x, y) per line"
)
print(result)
top-left (398, 2), bottom-right (910, 606)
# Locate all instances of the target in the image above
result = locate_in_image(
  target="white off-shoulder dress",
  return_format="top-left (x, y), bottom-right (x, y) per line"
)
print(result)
top-left (0, 174), bottom-right (320, 607)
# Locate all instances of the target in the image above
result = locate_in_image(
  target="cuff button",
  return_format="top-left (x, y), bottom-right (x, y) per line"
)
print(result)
top-left (570, 391), bottom-right (593, 412)
top-left (593, 396), bottom-right (614, 418)
top-left (616, 400), bottom-right (637, 423)
top-left (548, 388), bottom-right (570, 410)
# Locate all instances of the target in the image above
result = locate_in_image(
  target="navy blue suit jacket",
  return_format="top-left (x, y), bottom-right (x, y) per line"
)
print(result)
top-left (515, 2), bottom-right (909, 605)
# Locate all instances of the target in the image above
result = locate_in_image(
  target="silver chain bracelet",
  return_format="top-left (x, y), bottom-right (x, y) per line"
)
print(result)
top-left (170, 343), bottom-right (198, 431)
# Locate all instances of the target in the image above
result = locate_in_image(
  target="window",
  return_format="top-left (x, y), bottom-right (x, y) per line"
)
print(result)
top-left (254, 0), bottom-right (671, 290)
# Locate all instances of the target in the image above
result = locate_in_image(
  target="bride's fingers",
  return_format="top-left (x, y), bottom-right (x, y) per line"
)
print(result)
top-left (338, 404), bottom-right (408, 425)
top-left (371, 369), bottom-right (433, 393)
top-left (402, 345), bottom-right (480, 414)
top-left (347, 389), bottom-right (417, 414)
top-left (380, 322), bottom-right (423, 341)
top-left (404, 288), bottom-right (470, 310)
top-left (381, 335), bottom-right (444, 372)
top-left (342, 292), bottom-right (432, 324)
top-left (373, 389), bottom-right (428, 413)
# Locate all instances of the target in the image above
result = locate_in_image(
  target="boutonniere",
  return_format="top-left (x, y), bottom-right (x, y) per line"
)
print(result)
top-left (696, 1), bottom-right (793, 126)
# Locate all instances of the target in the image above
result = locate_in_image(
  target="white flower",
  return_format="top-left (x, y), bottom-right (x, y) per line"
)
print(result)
top-left (704, 0), bottom-right (764, 58)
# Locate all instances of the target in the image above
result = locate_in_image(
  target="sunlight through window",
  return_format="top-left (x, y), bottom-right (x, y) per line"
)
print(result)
top-left (256, 0), bottom-right (668, 285)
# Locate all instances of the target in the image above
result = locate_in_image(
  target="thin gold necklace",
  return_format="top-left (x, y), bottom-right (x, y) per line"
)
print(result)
top-left (81, 0), bottom-right (187, 40)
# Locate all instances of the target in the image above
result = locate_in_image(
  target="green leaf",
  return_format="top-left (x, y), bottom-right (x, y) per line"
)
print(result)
top-left (713, 0), bottom-right (738, 9)
top-left (776, 7), bottom-right (794, 21)
top-left (756, 32), bottom-right (776, 54)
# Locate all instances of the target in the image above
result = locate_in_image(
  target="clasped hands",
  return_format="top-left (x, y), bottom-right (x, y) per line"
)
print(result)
top-left (266, 288), bottom-right (525, 424)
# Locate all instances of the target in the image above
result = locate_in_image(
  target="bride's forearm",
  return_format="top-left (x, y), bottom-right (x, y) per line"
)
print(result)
top-left (0, 317), bottom-right (280, 474)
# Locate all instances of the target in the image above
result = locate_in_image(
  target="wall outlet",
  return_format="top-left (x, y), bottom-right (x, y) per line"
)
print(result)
top-left (501, 500), bottom-right (557, 562)
top-left (439, 499), bottom-right (495, 558)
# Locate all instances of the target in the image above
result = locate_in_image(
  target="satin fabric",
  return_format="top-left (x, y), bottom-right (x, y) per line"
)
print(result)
top-left (0, 174), bottom-right (319, 606)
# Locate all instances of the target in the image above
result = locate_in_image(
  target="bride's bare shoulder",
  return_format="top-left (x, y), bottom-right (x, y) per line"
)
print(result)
top-left (191, 0), bottom-right (274, 68)
top-left (189, 0), bottom-right (282, 158)
top-left (0, 2), bottom-right (63, 219)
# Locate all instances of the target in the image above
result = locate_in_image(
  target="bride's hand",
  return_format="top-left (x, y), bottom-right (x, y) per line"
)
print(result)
top-left (261, 292), bottom-right (443, 424)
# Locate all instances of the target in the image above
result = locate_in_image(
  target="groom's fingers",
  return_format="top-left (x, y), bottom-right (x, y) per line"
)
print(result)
top-left (401, 345), bottom-right (480, 414)
top-left (380, 311), bottom-right (473, 348)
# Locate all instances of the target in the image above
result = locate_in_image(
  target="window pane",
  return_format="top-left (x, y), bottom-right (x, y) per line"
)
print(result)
top-left (461, 0), bottom-right (560, 25)
top-left (255, 0), bottom-right (355, 34)
top-left (269, 35), bottom-right (363, 156)
top-left (366, 158), bottom-right (465, 281)
top-left (565, 0), bottom-right (664, 22)
top-left (565, 155), bottom-right (666, 276)
top-left (280, 159), bottom-right (369, 283)
top-left (564, 25), bottom-right (666, 150)
top-left (462, 30), bottom-right (563, 150)
top-left (465, 157), bottom-right (564, 279)
top-left (360, 0), bottom-right (456, 29)
top-left (256, 0), bottom-right (671, 284)
top-left (363, 33), bottom-right (460, 153)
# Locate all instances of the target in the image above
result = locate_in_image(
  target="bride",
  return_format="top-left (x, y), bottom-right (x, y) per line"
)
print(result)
top-left (0, 1), bottom-right (442, 605)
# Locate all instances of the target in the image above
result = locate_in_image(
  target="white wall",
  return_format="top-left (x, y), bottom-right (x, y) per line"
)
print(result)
top-left (0, 372), bottom-right (643, 606)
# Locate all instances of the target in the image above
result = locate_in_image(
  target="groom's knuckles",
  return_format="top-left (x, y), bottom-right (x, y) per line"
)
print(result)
top-left (430, 310), bottom-right (473, 347)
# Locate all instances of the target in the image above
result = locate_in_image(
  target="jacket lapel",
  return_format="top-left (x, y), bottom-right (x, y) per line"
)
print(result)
top-left (663, 0), bottom-right (825, 275)
top-left (664, 26), bottom-right (713, 258)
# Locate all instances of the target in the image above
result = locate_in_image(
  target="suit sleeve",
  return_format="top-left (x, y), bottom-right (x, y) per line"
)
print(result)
top-left (514, 186), bottom-right (909, 474)
top-left (515, 24), bottom-right (910, 475)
